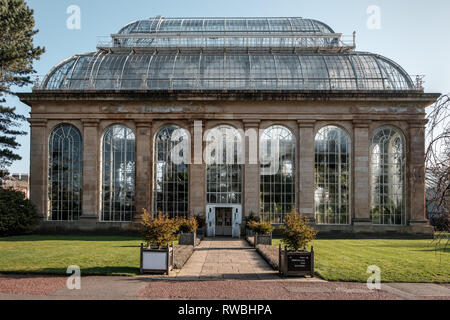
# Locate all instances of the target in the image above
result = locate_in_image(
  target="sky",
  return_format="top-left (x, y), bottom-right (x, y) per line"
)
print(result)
top-left (7, 0), bottom-right (450, 173)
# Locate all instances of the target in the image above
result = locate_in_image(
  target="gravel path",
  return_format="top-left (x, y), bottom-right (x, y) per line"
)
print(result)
top-left (0, 275), bottom-right (66, 295)
top-left (0, 274), bottom-right (449, 300)
top-left (137, 281), bottom-right (400, 300)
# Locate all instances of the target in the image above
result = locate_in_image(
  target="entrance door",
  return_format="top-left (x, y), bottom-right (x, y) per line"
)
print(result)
top-left (215, 207), bottom-right (233, 236)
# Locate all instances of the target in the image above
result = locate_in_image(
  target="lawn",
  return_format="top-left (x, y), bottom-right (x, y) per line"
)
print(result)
top-left (0, 235), bottom-right (448, 282)
top-left (0, 235), bottom-right (144, 276)
top-left (273, 238), bottom-right (449, 283)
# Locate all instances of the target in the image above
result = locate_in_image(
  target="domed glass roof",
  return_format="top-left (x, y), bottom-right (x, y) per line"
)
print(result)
top-left (37, 16), bottom-right (417, 92)
top-left (118, 17), bottom-right (335, 34)
top-left (41, 51), bottom-right (414, 91)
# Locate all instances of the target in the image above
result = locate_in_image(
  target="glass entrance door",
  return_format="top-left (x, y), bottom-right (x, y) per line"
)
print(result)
top-left (215, 207), bottom-right (233, 236)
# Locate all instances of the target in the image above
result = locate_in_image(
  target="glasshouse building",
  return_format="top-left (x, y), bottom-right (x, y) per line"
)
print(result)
top-left (18, 16), bottom-right (440, 236)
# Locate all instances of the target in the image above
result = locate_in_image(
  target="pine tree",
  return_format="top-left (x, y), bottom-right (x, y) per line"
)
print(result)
top-left (0, 0), bottom-right (45, 178)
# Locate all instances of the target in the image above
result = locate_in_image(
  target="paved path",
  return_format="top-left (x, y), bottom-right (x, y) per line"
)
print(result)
top-left (0, 274), bottom-right (449, 300)
top-left (173, 238), bottom-right (282, 280)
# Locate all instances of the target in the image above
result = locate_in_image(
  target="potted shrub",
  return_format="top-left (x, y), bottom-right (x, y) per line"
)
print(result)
top-left (279, 210), bottom-right (318, 277)
top-left (139, 210), bottom-right (179, 274)
top-left (178, 217), bottom-right (199, 246)
top-left (244, 212), bottom-right (260, 238)
top-left (247, 221), bottom-right (274, 247)
top-left (194, 214), bottom-right (206, 238)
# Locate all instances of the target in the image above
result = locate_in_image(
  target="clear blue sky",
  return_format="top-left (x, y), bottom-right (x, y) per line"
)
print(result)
top-left (8, 0), bottom-right (450, 173)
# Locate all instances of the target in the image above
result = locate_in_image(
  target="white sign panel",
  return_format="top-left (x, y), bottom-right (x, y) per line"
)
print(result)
top-left (143, 251), bottom-right (167, 270)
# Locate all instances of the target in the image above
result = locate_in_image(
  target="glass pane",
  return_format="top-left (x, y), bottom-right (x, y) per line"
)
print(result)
top-left (48, 124), bottom-right (83, 221)
top-left (370, 126), bottom-right (406, 225)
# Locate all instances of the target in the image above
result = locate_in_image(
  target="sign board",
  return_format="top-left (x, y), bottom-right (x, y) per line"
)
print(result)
top-left (142, 251), bottom-right (167, 271)
top-left (287, 253), bottom-right (312, 272)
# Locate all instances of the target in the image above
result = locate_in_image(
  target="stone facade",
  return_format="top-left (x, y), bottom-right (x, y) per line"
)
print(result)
top-left (19, 90), bottom-right (439, 237)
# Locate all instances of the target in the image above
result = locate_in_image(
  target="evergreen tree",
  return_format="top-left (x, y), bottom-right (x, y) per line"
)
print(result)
top-left (0, 0), bottom-right (44, 178)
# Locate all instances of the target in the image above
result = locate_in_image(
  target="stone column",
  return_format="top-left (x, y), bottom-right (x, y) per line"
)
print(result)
top-left (408, 120), bottom-right (429, 225)
top-left (134, 120), bottom-right (152, 221)
top-left (243, 120), bottom-right (260, 217)
top-left (353, 120), bottom-right (371, 225)
top-left (81, 119), bottom-right (99, 220)
top-left (28, 119), bottom-right (47, 219)
top-left (189, 120), bottom-right (206, 217)
top-left (298, 120), bottom-right (315, 221)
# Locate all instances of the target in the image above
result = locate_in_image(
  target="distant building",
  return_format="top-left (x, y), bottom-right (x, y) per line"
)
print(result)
top-left (1, 174), bottom-right (30, 199)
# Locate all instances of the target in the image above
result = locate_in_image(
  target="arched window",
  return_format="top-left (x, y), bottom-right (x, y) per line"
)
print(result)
top-left (154, 125), bottom-right (190, 218)
top-left (101, 125), bottom-right (135, 222)
top-left (370, 126), bottom-right (406, 225)
top-left (206, 125), bottom-right (243, 204)
top-left (48, 124), bottom-right (82, 221)
top-left (314, 126), bottom-right (351, 225)
top-left (260, 125), bottom-right (296, 223)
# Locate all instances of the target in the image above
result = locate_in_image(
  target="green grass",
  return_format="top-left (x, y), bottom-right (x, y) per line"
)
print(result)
top-left (273, 238), bottom-right (450, 283)
top-left (0, 235), bottom-right (146, 276)
top-left (0, 235), bottom-right (448, 282)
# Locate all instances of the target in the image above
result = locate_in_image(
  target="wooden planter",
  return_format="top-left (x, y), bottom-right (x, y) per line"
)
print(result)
top-left (279, 245), bottom-right (314, 277)
top-left (140, 243), bottom-right (174, 275)
top-left (179, 232), bottom-right (197, 246)
top-left (254, 234), bottom-right (272, 247)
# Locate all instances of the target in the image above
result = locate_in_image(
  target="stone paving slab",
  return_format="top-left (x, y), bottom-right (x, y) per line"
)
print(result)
top-left (174, 238), bottom-right (283, 280)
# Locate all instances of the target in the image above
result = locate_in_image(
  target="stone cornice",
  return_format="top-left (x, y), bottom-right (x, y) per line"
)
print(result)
top-left (17, 90), bottom-right (441, 106)
top-left (297, 120), bottom-right (316, 128)
top-left (352, 120), bottom-right (372, 128)
top-left (243, 119), bottom-right (261, 128)
top-left (27, 119), bottom-right (48, 127)
top-left (81, 119), bottom-right (100, 127)
top-left (134, 120), bottom-right (153, 128)
top-left (408, 119), bottom-right (428, 128)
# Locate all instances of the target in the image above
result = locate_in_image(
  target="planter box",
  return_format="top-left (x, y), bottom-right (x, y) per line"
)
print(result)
top-left (140, 243), bottom-right (174, 275)
top-left (279, 245), bottom-right (314, 277)
top-left (179, 232), bottom-right (197, 246)
top-left (254, 234), bottom-right (272, 247)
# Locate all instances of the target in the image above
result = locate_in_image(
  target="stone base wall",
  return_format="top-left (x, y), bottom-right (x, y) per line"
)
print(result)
top-left (271, 223), bottom-right (434, 239)
top-left (37, 221), bottom-right (140, 235)
top-left (35, 220), bottom-right (434, 238)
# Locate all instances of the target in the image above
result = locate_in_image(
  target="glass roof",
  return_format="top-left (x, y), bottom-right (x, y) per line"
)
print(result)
top-left (107, 17), bottom-right (345, 50)
top-left (37, 16), bottom-right (417, 92)
top-left (118, 17), bottom-right (335, 34)
top-left (41, 51), bottom-right (415, 91)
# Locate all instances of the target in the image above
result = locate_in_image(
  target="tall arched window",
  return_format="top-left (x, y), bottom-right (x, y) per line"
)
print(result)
top-left (206, 125), bottom-right (243, 204)
top-left (101, 125), bottom-right (135, 222)
top-left (154, 125), bottom-right (190, 218)
top-left (260, 125), bottom-right (296, 223)
top-left (48, 124), bottom-right (82, 221)
top-left (370, 126), bottom-right (406, 225)
top-left (314, 126), bottom-right (351, 225)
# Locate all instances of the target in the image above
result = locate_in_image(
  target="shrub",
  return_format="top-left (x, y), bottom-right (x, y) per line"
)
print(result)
top-left (247, 221), bottom-right (274, 235)
top-left (280, 209), bottom-right (318, 251)
top-left (0, 189), bottom-right (39, 237)
top-left (140, 210), bottom-right (179, 249)
top-left (244, 212), bottom-right (260, 229)
top-left (179, 217), bottom-right (198, 233)
top-left (194, 215), bottom-right (206, 229)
